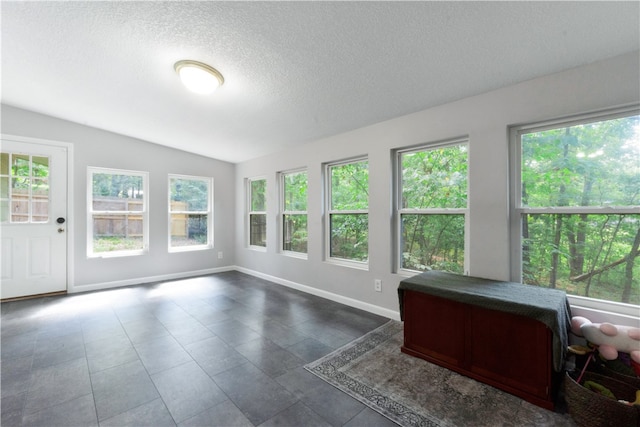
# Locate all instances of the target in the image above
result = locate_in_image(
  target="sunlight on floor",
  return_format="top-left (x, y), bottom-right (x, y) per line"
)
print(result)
top-left (31, 287), bottom-right (136, 319)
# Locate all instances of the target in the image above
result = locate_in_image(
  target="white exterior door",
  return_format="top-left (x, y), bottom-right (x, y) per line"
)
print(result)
top-left (1, 139), bottom-right (68, 299)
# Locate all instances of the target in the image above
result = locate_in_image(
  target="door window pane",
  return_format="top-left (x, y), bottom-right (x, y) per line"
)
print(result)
top-left (0, 152), bottom-right (50, 223)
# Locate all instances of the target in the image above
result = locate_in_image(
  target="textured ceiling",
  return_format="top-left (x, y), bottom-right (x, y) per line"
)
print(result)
top-left (2, 1), bottom-right (639, 163)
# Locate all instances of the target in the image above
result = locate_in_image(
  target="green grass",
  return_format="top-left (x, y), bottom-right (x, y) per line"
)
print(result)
top-left (94, 236), bottom-right (143, 252)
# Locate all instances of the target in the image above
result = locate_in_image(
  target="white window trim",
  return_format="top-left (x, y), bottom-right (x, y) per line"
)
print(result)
top-left (509, 104), bottom-right (640, 316)
top-left (167, 174), bottom-right (214, 253)
top-left (395, 139), bottom-right (469, 275)
top-left (279, 168), bottom-right (308, 258)
top-left (324, 157), bottom-right (369, 269)
top-left (247, 176), bottom-right (267, 250)
top-left (87, 166), bottom-right (149, 258)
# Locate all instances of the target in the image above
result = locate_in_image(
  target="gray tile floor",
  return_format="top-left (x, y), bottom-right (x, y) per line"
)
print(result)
top-left (1, 272), bottom-right (398, 427)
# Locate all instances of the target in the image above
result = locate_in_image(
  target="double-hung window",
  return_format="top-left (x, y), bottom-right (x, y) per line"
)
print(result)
top-left (326, 158), bottom-right (368, 264)
top-left (248, 177), bottom-right (267, 248)
top-left (281, 169), bottom-right (308, 255)
top-left (168, 175), bottom-right (213, 251)
top-left (511, 107), bottom-right (639, 310)
top-left (397, 140), bottom-right (468, 273)
top-left (88, 167), bottom-right (148, 257)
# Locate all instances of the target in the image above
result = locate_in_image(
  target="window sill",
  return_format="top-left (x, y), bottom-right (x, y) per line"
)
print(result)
top-left (88, 249), bottom-right (147, 259)
top-left (168, 244), bottom-right (213, 253)
top-left (325, 257), bottom-right (369, 271)
top-left (282, 251), bottom-right (308, 260)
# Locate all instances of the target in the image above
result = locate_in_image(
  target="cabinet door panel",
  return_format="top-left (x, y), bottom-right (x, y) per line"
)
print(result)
top-left (403, 291), bottom-right (466, 366)
top-left (469, 306), bottom-right (551, 398)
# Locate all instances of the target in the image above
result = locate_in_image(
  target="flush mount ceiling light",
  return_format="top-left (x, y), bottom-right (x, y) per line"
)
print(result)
top-left (174, 60), bottom-right (224, 95)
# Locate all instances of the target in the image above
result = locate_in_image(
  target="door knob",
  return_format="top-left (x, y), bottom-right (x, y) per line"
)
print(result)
top-left (58, 228), bottom-right (65, 233)
top-left (56, 217), bottom-right (66, 224)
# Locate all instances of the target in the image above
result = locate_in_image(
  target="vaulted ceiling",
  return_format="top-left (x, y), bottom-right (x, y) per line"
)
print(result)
top-left (2, 2), bottom-right (639, 163)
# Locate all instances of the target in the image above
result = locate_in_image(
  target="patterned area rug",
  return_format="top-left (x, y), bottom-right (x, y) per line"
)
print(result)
top-left (305, 320), bottom-right (576, 427)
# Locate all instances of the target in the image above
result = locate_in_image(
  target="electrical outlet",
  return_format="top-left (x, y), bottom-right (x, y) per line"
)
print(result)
top-left (374, 279), bottom-right (382, 292)
top-left (218, 251), bottom-right (223, 259)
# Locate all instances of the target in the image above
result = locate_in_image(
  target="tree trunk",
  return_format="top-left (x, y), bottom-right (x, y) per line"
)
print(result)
top-left (550, 214), bottom-right (563, 289)
top-left (550, 131), bottom-right (570, 289)
top-left (622, 227), bottom-right (640, 303)
top-left (522, 213), bottom-right (531, 279)
top-left (570, 176), bottom-right (592, 276)
top-left (521, 182), bottom-right (532, 282)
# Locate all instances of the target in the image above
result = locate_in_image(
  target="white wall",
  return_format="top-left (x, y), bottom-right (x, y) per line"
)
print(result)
top-left (234, 51), bottom-right (640, 322)
top-left (1, 105), bottom-right (236, 292)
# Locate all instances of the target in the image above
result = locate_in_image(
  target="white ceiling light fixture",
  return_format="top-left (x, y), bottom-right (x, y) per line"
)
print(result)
top-left (174, 60), bottom-right (224, 95)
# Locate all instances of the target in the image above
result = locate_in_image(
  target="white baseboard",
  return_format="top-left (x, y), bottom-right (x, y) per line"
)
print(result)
top-left (68, 266), bottom-right (235, 294)
top-left (68, 265), bottom-right (636, 327)
top-left (69, 265), bottom-right (401, 321)
top-left (235, 266), bottom-right (401, 321)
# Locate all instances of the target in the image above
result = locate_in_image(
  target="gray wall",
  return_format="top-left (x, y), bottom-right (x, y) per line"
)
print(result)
top-left (1, 105), bottom-right (236, 291)
top-left (234, 51), bottom-right (640, 320)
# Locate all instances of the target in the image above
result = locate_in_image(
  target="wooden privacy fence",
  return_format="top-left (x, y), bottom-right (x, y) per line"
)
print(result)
top-left (6, 193), bottom-right (49, 223)
top-left (171, 201), bottom-right (188, 237)
top-left (92, 199), bottom-right (189, 238)
top-left (7, 195), bottom-right (190, 238)
top-left (93, 198), bottom-right (144, 238)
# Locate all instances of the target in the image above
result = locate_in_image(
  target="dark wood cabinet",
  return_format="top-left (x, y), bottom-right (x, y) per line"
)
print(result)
top-left (399, 272), bottom-right (571, 411)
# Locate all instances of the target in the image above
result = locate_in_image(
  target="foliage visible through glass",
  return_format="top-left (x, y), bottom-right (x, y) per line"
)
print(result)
top-left (330, 214), bottom-right (368, 261)
top-left (402, 146), bottom-right (467, 209)
top-left (401, 214), bottom-right (465, 273)
top-left (400, 144), bottom-right (467, 272)
top-left (520, 114), bottom-right (639, 305)
top-left (249, 178), bottom-right (267, 247)
top-left (250, 213), bottom-right (267, 247)
top-left (284, 171), bottom-right (307, 211)
top-left (169, 177), bottom-right (210, 248)
top-left (329, 161), bottom-right (368, 262)
top-left (93, 173), bottom-right (143, 200)
top-left (283, 171), bottom-right (307, 253)
top-left (283, 214), bottom-right (307, 253)
top-left (330, 161), bottom-right (368, 210)
top-left (522, 117), bottom-right (639, 208)
top-left (251, 179), bottom-right (266, 212)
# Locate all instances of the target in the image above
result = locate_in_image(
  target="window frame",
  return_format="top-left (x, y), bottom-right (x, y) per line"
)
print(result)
top-left (279, 168), bottom-right (308, 258)
top-left (324, 157), bottom-right (369, 268)
top-left (247, 176), bottom-right (267, 250)
top-left (509, 105), bottom-right (640, 316)
top-left (167, 174), bottom-right (214, 253)
top-left (395, 138), bottom-right (469, 276)
top-left (87, 166), bottom-right (149, 258)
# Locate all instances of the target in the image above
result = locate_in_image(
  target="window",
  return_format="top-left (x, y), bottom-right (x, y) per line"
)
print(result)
top-left (248, 177), bottom-right (267, 247)
top-left (511, 108), bottom-right (639, 309)
top-left (169, 175), bottom-right (213, 251)
top-left (281, 170), bottom-right (307, 255)
top-left (326, 158), bottom-right (368, 264)
top-left (397, 141), bottom-right (468, 273)
top-left (1, 152), bottom-right (49, 223)
top-left (88, 167), bottom-right (148, 257)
